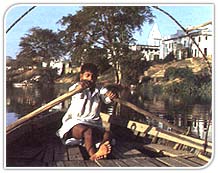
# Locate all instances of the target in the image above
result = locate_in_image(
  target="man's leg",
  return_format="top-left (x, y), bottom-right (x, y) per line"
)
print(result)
top-left (89, 129), bottom-right (112, 161)
top-left (102, 130), bottom-right (111, 143)
top-left (71, 124), bottom-right (97, 157)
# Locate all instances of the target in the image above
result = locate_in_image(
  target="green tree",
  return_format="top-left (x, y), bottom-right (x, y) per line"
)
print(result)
top-left (58, 6), bottom-right (154, 84)
top-left (16, 27), bottom-right (65, 68)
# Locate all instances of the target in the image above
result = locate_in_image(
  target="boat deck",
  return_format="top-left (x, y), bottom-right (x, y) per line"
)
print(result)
top-left (6, 128), bottom-right (208, 168)
top-left (6, 111), bottom-right (210, 168)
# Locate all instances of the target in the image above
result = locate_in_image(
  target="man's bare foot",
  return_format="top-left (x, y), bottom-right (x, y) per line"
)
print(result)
top-left (90, 141), bottom-right (112, 161)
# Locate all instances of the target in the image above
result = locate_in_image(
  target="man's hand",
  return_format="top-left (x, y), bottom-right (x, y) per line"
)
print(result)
top-left (76, 80), bottom-right (93, 90)
top-left (105, 90), bottom-right (118, 100)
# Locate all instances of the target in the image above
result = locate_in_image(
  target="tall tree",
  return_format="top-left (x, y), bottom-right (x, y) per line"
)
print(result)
top-left (58, 6), bottom-right (154, 84)
top-left (17, 27), bottom-right (65, 68)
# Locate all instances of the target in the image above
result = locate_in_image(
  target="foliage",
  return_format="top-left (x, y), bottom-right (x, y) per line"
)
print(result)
top-left (120, 50), bottom-right (147, 85)
top-left (164, 67), bottom-right (194, 81)
top-left (16, 27), bottom-right (65, 68)
top-left (81, 47), bottom-right (111, 74)
top-left (58, 6), bottom-right (154, 83)
top-left (37, 68), bottom-right (59, 85)
top-left (163, 67), bottom-right (211, 100)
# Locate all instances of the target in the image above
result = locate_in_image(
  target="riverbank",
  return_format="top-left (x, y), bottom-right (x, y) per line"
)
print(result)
top-left (6, 56), bottom-right (212, 87)
top-left (54, 57), bottom-right (212, 85)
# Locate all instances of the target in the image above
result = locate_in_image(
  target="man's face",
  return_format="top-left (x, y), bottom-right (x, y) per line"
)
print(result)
top-left (80, 71), bottom-right (97, 83)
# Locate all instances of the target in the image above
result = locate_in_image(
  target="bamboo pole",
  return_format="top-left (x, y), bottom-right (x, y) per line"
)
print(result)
top-left (6, 86), bottom-right (84, 135)
top-left (114, 98), bottom-right (186, 134)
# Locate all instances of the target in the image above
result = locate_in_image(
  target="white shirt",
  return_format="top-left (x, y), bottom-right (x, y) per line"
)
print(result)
top-left (56, 83), bottom-right (112, 139)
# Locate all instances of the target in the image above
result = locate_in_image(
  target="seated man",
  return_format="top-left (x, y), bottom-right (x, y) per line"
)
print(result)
top-left (56, 63), bottom-right (117, 161)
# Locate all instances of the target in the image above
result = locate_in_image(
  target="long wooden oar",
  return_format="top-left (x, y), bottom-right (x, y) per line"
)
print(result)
top-left (6, 86), bottom-right (84, 135)
top-left (113, 98), bottom-right (185, 134)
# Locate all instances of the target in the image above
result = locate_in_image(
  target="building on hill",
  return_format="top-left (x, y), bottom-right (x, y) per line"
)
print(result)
top-left (161, 22), bottom-right (212, 60)
top-left (130, 21), bottom-right (212, 62)
top-left (147, 23), bottom-right (162, 47)
top-left (129, 23), bottom-right (162, 61)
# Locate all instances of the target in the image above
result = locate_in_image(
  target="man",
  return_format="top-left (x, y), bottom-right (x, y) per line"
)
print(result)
top-left (56, 63), bottom-right (117, 161)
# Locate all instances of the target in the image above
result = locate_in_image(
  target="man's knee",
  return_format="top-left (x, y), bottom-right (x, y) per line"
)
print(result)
top-left (83, 128), bottom-right (93, 139)
top-left (72, 124), bottom-right (90, 139)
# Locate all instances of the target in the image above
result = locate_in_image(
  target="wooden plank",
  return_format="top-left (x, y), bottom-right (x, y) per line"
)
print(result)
top-left (112, 142), bottom-right (146, 159)
top-left (143, 144), bottom-right (195, 157)
top-left (95, 159), bottom-right (121, 167)
top-left (188, 157), bottom-right (208, 166)
top-left (67, 146), bottom-right (84, 160)
top-left (156, 157), bottom-right (192, 167)
top-left (84, 160), bottom-right (100, 167)
top-left (34, 150), bottom-right (45, 161)
top-left (197, 153), bottom-right (211, 162)
top-left (145, 157), bottom-right (169, 167)
top-left (111, 159), bottom-right (128, 167)
top-left (177, 134), bottom-right (212, 147)
top-left (6, 124), bottom-right (32, 145)
top-left (56, 161), bottom-right (65, 167)
top-left (127, 121), bottom-right (212, 153)
top-left (47, 162), bottom-right (57, 167)
top-left (112, 147), bottom-right (145, 159)
top-left (54, 144), bottom-right (68, 161)
top-left (63, 160), bottom-right (87, 167)
top-left (174, 157), bottom-right (202, 167)
top-left (121, 158), bottom-right (146, 167)
top-left (7, 159), bottom-right (46, 167)
top-left (7, 147), bottom-right (42, 159)
top-left (43, 145), bottom-right (54, 163)
top-left (134, 158), bottom-right (159, 167)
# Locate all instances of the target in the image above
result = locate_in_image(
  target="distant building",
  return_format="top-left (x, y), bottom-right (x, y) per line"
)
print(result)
top-left (129, 44), bottom-right (160, 61)
top-left (130, 22), bottom-right (212, 62)
top-left (147, 23), bottom-right (162, 47)
top-left (161, 22), bottom-right (213, 60)
top-left (129, 23), bottom-right (162, 61)
top-left (42, 58), bottom-right (80, 75)
top-left (42, 58), bottom-right (64, 75)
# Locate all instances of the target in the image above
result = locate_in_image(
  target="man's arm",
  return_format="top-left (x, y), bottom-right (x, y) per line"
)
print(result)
top-left (100, 87), bottom-right (118, 104)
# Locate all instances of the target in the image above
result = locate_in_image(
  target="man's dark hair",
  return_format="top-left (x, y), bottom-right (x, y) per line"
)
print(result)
top-left (80, 63), bottom-right (99, 75)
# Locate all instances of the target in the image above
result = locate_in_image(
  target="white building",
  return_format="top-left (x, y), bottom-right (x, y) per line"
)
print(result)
top-left (42, 58), bottom-right (64, 75)
top-left (129, 23), bottom-right (162, 61)
top-left (147, 23), bottom-right (162, 47)
top-left (161, 23), bottom-right (213, 60)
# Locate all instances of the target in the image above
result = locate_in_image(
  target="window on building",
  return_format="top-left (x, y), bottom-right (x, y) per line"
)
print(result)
top-left (204, 48), bottom-right (207, 56)
top-left (184, 40), bottom-right (186, 47)
top-left (194, 49), bottom-right (197, 57)
top-left (205, 36), bottom-right (208, 40)
top-left (198, 36), bottom-right (201, 42)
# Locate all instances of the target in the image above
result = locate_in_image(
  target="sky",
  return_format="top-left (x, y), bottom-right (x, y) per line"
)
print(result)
top-left (5, 4), bottom-right (213, 59)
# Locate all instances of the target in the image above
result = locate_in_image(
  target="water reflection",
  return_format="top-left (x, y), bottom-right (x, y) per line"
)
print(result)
top-left (6, 84), bottom-right (212, 141)
top-left (6, 84), bottom-right (70, 122)
top-left (119, 86), bottom-right (212, 141)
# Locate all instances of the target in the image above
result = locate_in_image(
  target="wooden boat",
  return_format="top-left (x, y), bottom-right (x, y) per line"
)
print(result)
top-left (6, 109), bottom-right (212, 168)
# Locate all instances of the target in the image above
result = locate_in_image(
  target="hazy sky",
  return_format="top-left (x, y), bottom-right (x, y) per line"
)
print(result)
top-left (5, 4), bottom-right (213, 58)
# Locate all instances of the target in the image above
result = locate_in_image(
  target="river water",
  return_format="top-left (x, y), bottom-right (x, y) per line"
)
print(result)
top-left (6, 84), bottom-right (212, 142)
